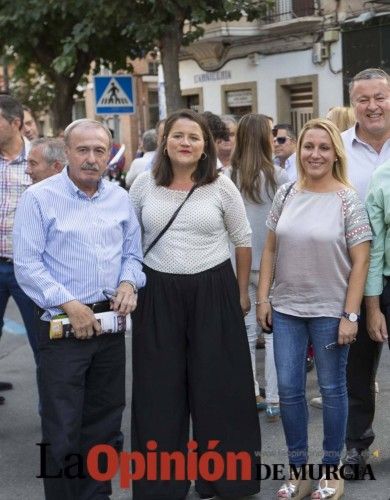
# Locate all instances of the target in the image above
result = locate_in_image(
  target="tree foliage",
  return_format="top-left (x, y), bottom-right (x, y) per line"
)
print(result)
top-left (125, 0), bottom-right (269, 113)
top-left (0, 0), bottom-right (269, 128)
top-left (0, 0), bottom-right (143, 131)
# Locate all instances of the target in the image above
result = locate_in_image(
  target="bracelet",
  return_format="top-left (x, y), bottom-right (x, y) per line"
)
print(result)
top-left (255, 299), bottom-right (270, 305)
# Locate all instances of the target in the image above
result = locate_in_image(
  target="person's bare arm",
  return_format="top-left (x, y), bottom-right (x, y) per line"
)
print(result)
top-left (365, 296), bottom-right (388, 343)
top-left (235, 246), bottom-right (251, 315)
top-left (256, 230), bottom-right (276, 332)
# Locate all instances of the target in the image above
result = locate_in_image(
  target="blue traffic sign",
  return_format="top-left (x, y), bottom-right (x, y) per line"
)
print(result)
top-left (94, 75), bottom-right (136, 115)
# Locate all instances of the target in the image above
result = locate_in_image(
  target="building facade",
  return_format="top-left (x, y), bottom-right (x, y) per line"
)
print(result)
top-left (177, 0), bottom-right (390, 132)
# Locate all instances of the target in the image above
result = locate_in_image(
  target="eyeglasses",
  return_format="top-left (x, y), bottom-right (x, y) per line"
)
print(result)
top-left (274, 136), bottom-right (290, 145)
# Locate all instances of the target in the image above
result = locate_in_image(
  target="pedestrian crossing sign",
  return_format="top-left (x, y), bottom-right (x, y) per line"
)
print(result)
top-left (94, 75), bottom-right (136, 115)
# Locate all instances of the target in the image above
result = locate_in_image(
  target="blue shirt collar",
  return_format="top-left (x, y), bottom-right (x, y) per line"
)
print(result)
top-left (63, 166), bottom-right (105, 199)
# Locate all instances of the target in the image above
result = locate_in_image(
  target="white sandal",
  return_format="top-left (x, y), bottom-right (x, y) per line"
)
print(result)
top-left (277, 478), bottom-right (311, 499)
top-left (311, 475), bottom-right (344, 499)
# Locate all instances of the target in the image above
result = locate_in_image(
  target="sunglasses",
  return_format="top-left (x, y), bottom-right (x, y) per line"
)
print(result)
top-left (274, 136), bottom-right (290, 145)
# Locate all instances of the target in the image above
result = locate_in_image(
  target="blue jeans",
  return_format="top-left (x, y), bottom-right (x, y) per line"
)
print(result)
top-left (273, 309), bottom-right (349, 466)
top-left (0, 261), bottom-right (39, 364)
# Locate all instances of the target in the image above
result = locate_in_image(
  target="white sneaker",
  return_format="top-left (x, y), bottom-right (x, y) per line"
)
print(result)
top-left (310, 396), bottom-right (323, 409)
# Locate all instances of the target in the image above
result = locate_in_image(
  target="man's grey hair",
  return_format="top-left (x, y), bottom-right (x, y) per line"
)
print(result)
top-left (349, 68), bottom-right (390, 96)
top-left (0, 95), bottom-right (24, 129)
top-left (64, 119), bottom-right (113, 149)
top-left (142, 129), bottom-right (157, 152)
top-left (30, 138), bottom-right (67, 166)
top-left (220, 115), bottom-right (237, 127)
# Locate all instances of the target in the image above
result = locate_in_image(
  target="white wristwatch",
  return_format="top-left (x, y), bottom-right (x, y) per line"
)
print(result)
top-left (342, 311), bottom-right (360, 322)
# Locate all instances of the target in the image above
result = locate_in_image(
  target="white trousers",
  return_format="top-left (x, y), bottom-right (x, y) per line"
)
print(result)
top-left (245, 271), bottom-right (279, 403)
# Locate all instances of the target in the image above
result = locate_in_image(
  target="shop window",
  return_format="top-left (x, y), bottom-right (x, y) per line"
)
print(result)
top-left (182, 88), bottom-right (204, 113)
top-left (221, 82), bottom-right (257, 116)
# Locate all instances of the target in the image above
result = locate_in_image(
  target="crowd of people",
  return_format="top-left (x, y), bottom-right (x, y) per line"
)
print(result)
top-left (0, 66), bottom-right (389, 500)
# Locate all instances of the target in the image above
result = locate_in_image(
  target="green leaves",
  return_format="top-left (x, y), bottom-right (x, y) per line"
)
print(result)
top-left (0, 0), bottom-right (270, 122)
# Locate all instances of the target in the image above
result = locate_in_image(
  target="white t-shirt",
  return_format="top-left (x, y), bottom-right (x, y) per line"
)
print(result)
top-left (342, 125), bottom-right (390, 201)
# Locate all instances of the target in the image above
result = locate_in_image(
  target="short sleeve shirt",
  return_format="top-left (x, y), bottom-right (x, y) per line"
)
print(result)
top-left (266, 184), bottom-right (372, 318)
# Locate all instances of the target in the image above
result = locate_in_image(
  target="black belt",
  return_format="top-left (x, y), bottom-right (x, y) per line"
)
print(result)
top-left (0, 256), bottom-right (13, 264)
top-left (37, 300), bottom-right (111, 317)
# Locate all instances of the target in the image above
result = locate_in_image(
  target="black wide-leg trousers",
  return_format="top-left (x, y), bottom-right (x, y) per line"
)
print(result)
top-left (131, 260), bottom-right (261, 500)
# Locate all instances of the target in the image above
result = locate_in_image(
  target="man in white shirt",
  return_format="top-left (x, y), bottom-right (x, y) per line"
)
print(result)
top-left (341, 67), bottom-right (390, 479)
top-left (273, 124), bottom-right (297, 181)
top-left (125, 129), bottom-right (157, 188)
top-left (26, 138), bottom-right (66, 184)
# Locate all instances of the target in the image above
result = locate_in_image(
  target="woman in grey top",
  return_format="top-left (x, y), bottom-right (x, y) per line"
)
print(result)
top-left (258, 119), bottom-right (371, 499)
top-left (230, 113), bottom-right (289, 420)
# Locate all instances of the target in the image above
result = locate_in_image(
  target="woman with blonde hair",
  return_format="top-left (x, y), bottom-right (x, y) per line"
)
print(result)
top-left (258, 118), bottom-right (371, 499)
top-left (326, 106), bottom-right (355, 132)
top-left (230, 113), bottom-right (289, 420)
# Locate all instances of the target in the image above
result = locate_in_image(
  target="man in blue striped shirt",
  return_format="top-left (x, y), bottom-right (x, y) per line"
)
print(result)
top-left (13, 118), bottom-right (145, 500)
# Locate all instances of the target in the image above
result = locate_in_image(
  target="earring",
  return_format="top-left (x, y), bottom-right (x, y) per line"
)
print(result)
top-left (201, 152), bottom-right (207, 160)
top-left (163, 148), bottom-right (168, 155)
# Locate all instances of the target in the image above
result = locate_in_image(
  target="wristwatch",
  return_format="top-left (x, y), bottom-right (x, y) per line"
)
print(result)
top-left (121, 280), bottom-right (138, 294)
top-left (342, 311), bottom-right (360, 322)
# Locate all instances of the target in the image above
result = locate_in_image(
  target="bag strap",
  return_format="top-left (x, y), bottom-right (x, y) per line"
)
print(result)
top-left (270, 181), bottom-right (295, 285)
top-left (282, 181), bottom-right (295, 206)
top-left (144, 184), bottom-right (197, 257)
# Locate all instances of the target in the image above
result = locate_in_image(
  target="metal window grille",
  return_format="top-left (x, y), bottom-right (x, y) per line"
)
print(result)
top-left (289, 83), bottom-right (313, 134)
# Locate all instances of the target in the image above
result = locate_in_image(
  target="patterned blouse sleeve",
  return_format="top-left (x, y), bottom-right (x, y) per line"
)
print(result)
top-left (343, 189), bottom-right (372, 248)
top-left (129, 171), bottom-right (149, 223)
top-left (266, 182), bottom-right (293, 232)
top-left (218, 174), bottom-right (252, 247)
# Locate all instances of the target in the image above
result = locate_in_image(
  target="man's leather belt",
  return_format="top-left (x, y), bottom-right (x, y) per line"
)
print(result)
top-left (37, 300), bottom-right (111, 317)
top-left (85, 300), bottom-right (111, 313)
top-left (0, 256), bottom-right (13, 264)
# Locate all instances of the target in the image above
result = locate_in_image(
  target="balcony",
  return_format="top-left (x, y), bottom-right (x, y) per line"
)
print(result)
top-left (260, 0), bottom-right (321, 34)
top-left (263, 0), bottom-right (316, 22)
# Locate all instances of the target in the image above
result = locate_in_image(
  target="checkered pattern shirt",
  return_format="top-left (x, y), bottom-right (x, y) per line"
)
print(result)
top-left (0, 136), bottom-right (31, 258)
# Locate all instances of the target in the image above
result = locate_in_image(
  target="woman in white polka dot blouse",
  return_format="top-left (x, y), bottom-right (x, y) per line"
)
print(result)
top-left (130, 109), bottom-right (261, 500)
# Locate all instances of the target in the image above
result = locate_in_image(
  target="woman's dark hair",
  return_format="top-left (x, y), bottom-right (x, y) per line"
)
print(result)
top-left (153, 109), bottom-right (218, 187)
top-left (231, 113), bottom-right (277, 204)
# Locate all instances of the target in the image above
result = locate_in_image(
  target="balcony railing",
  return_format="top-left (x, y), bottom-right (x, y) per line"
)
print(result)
top-left (262, 0), bottom-right (316, 23)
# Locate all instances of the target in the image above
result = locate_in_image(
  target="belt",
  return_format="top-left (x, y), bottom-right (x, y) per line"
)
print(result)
top-left (37, 300), bottom-right (112, 317)
top-left (85, 300), bottom-right (111, 313)
top-left (0, 256), bottom-right (13, 264)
